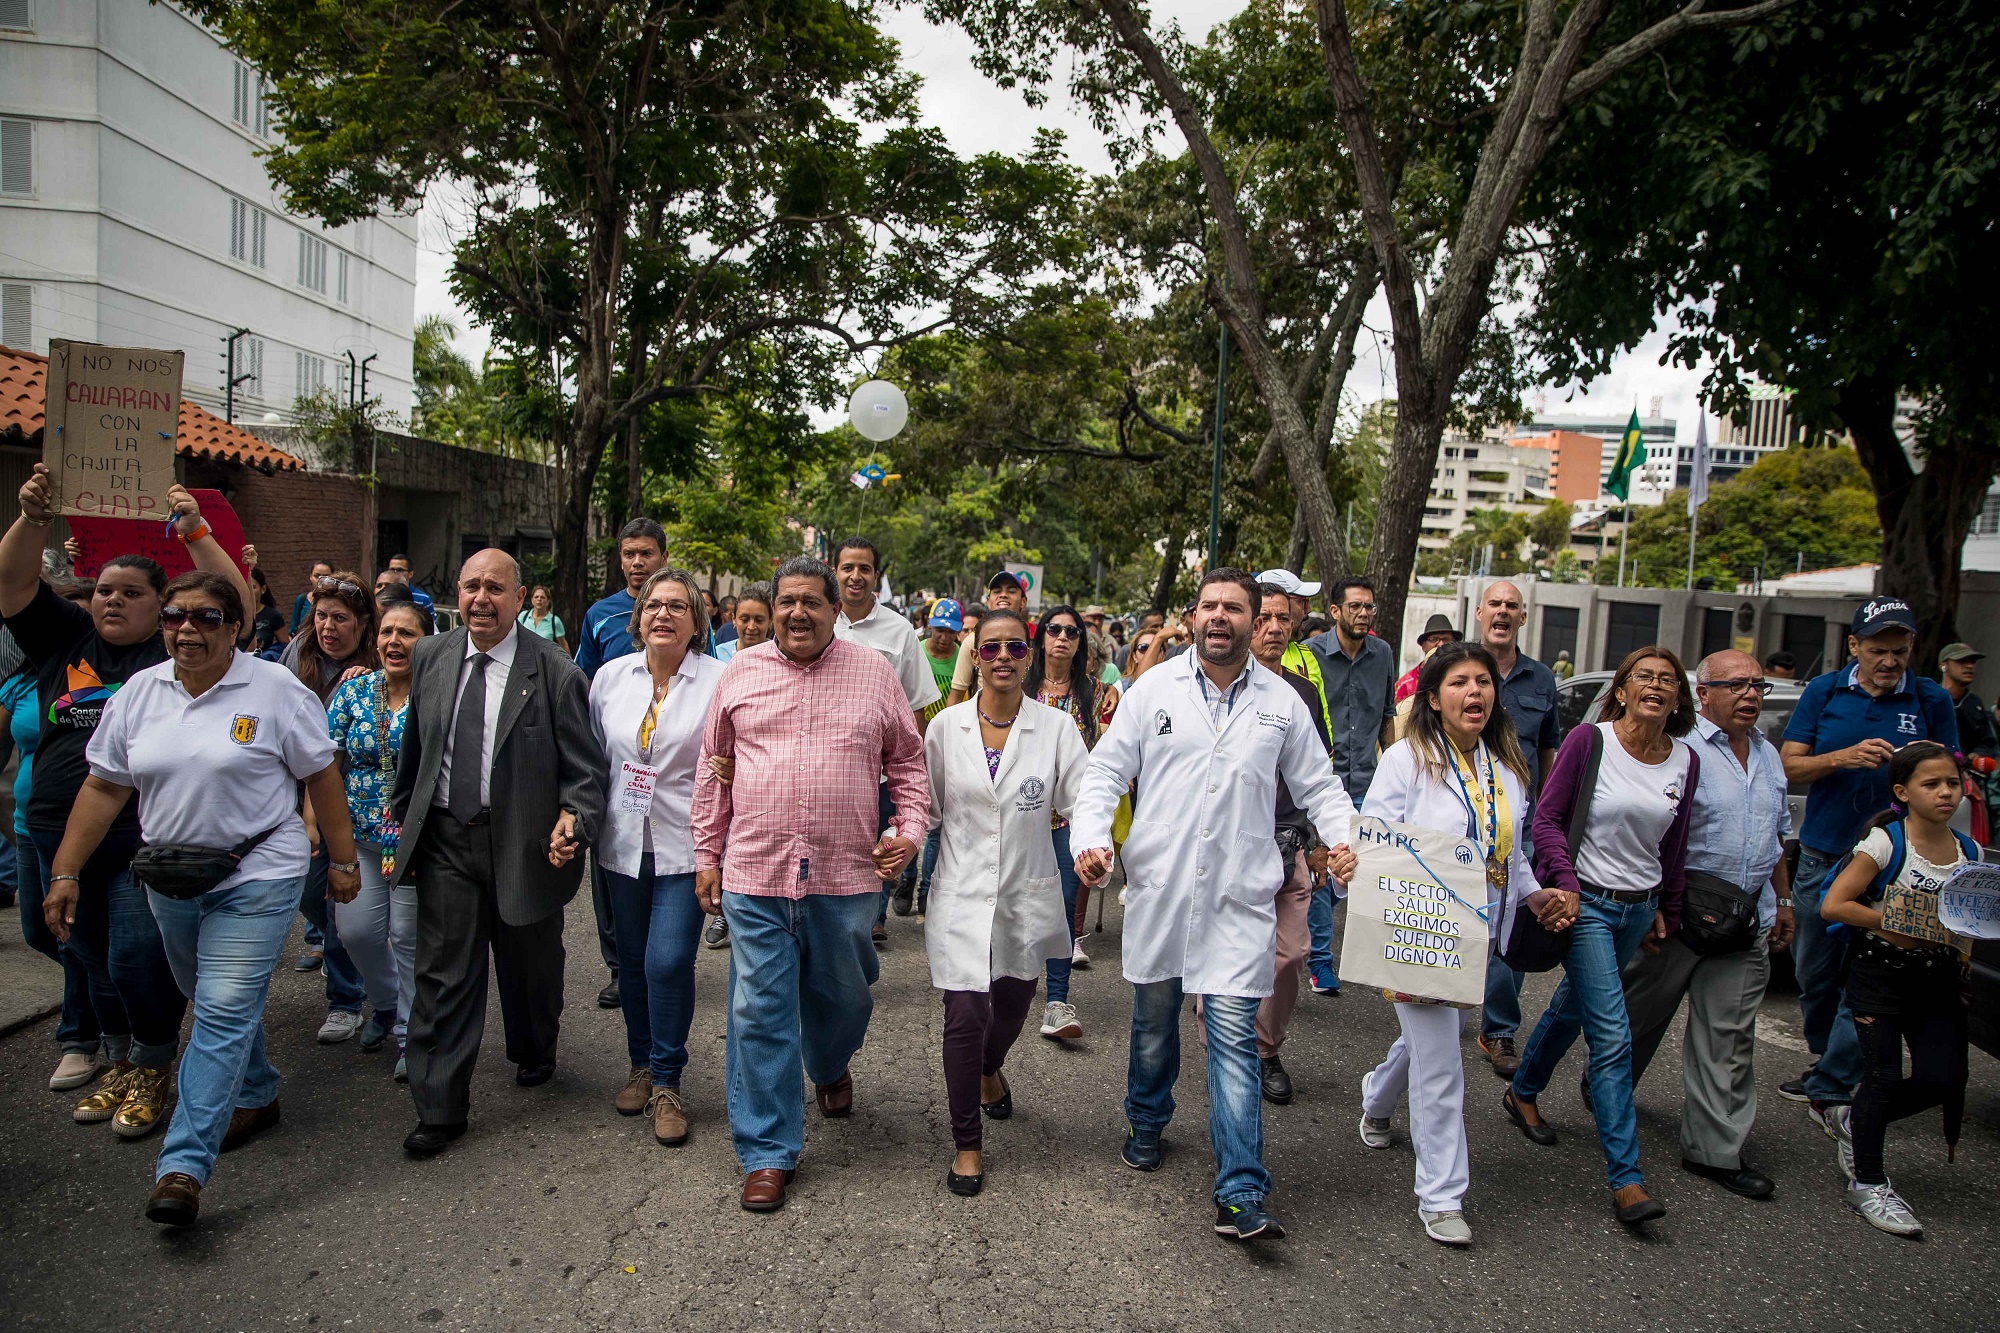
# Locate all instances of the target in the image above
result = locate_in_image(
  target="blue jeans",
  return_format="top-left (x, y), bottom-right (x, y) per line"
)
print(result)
top-left (917, 828), bottom-right (941, 914)
top-left (723, 891), bottom-right (880, 1172)
top-left (1482, 954), bottom-right (1524, 1040)
top-left (16, 835), bottom-right (101, 1054)
top-left (300, 847), bottom-right (366, 1014)
top-left (149, 875), bottom-right (300, 1185)
top-left (1792, 845), bottom-right (1865, 1102)
top-left (32, 827), bottom-right (181, 1067)
top-left (604, 858), bottom-right (704, 1084)
top-left (1044, 825), bottom-right (1082, 1004)
top-left (1512, 893), bottom-right (1657, 1190)
top-left (1306, 879), bottom-right (1341, 983)
top-left (875, 783), bottom-right (897, 925)
top-left (1126, 979), bottom-right (1270, 1208)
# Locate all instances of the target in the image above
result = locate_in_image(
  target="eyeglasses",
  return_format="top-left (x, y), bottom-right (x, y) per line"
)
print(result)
top-left (641, 599), bottom-right (693, 618)
top-left (1042, 623), bottom-right (1082, 640)
top-left (316, 576), bottom-right (366, 599)
top-left (1699, 677), bottom-right (1774, 696)
top-left (977, 639), bottom-right (1032, 662)
top-left (1627, 671), bottom-right (1681, 689)
top-left (161, 605), bottom-right (231, 631)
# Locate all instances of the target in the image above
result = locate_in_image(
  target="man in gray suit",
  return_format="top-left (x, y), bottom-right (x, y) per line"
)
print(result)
top-left (391, 549), bottom-right (606, 1156)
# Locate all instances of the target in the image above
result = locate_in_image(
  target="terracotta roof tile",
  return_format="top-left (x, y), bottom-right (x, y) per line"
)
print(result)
top-left (0, 344), bottom-right (301, 472)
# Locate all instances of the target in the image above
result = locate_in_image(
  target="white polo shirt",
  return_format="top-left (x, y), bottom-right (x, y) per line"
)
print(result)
top-left (88, 650), bottom-right (335, 892)
top-left (836, 600), bottom-right (941, 714)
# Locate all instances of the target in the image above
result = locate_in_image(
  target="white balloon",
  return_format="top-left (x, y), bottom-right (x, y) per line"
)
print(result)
top-left (848, 379), bottom-right (909, 442)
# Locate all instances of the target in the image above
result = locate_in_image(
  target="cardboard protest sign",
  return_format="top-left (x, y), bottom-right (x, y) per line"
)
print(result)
top-left (1939, 863), bottom-right (2000, 941)
top-left (67, 489), bottom-right (248, 582)
top-left (1881, 876), bottom-right (1957, 945)
top-left (41, 340), bottom-right (183, 520)
top-left (1337, 815), bottom-right (1491, 1006)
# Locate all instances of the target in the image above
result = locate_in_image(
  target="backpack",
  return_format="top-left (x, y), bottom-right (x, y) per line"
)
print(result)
top-left (1823, 819), bottom-right (1980, 937)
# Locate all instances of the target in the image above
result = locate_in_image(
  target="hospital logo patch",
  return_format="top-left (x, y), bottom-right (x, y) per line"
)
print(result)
top-left (1154, 709), bottom-right (1173, 736)
top-left (1019, 776), bottom-right (1046, 801)
top-left (230, 715), bottom-right (260, 745)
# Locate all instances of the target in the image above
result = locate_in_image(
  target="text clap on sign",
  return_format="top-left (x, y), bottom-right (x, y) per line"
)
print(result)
top-left (42, 340), bottom-right (183, 520)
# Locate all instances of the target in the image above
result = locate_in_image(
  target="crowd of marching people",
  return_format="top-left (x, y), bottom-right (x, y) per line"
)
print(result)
top-left (3, 467), bottom-right (1988, 1246)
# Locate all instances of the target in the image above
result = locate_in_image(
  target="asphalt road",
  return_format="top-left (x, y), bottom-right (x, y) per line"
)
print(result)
top-left (1, 890), bottom-right (1996, 1333)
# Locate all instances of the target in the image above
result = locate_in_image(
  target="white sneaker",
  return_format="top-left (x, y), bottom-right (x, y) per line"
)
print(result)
top-left (1070, 940), bottom-right (1091, 968)
top-left (1829, 1103), bottom-right (1856, 1182)
top-left (1419, 1208), bottom-right (1472, 1246)
top-left (317, 1010), bottom-right (364, 1044)
top-left (1039, 1001), bottom-right (1083, 1040)
top-left (49, 1052), bottom-right (105, 1091)
top-left (1358, 1112), bottom-right (1394, 1150)
top-left (1846, 1180), bottom-right (1922, 1237)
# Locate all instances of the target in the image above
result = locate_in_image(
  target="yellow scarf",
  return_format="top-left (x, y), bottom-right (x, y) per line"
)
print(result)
top-left (1446, 740), bottom-right (1512, 866)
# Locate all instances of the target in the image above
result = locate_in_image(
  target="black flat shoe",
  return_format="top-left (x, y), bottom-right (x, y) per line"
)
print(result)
top-left (1682, 1157), bottom-right (1774, 1199)
top-left (1613, 1191), bottom-right (1667, 1225)
top-left (403, 1121), bottom-right (467, 1157)
top-left (1503, 1091), bottom-right (1557, 1146)
top-left (516, 1061), bottom-right (556, 1087)
top-left (947, 1169), bottom-right (984, 1197)
top-left (981, 1072), bottom-right (1012, 1120)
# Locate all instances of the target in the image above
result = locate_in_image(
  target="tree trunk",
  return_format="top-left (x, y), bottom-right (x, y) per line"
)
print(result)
top-left (1150, 522), bottom-right (1187, 616)
top-left (1844, 377), bottom-right (1999, 672)
top-left (1364, 401), bottom-right (1446, 650)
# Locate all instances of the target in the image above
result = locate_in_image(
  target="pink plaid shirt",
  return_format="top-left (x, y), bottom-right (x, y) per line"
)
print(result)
top-left (692, 636), bottom-right (929, 897)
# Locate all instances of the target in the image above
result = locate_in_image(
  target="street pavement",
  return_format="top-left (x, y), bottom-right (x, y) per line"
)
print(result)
top-left (1, 890), bottom-right (1996, 1332)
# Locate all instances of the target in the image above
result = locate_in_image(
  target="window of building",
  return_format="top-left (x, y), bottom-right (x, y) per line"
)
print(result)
top-left (0, 0), bottom-right (32, 31)
top-left (295, 351), bottom-right (327, 399)
top-left (1443, 447), bottom-right (1458, 458)
top-left (1, 282), bottom-right (29, 348)
top-left (1463, 447), bottom-right (1479, 458)
top-left (298, 233), bottom-right (327, 293)
top-left (231, 63), bottom-right (268, 136)
top-left (0, 118), bottom-right (32, 196)
top-left (229, 196), bottom-right (268, 267)
top-left (335, 252), bottom-right (351, 304)
top-left (1974, 492), bottom-right (2000, 538)
top-left (239, 336), bottom-right (265, 399)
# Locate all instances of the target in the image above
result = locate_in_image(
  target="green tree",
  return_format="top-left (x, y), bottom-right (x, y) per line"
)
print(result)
top-left (1527, 500), bottom-right (1576, 569)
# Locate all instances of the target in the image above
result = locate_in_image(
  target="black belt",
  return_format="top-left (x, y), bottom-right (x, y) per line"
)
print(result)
top-left (1580, 881), bottom-right (1655, 905)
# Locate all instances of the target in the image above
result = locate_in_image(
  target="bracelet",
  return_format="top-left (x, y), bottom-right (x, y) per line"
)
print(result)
top-left (20, 513), bottom-right (52, 528)
top-left (49, 873), bottom-right (80, 884)
top-left (171, 520), bottom-right (212, 544)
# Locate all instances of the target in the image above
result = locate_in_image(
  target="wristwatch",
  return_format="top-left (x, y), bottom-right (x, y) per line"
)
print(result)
top-left (329, 858), bottom-right (360, 875)
top-left (1776, 898), bottom-right (1793, 908)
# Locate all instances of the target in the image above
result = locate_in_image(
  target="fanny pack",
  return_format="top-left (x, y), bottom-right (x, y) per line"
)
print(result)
top-left (132, 825), bottom-right (284, 901)
top-left (1678, 869), bottom-right (1760, 956)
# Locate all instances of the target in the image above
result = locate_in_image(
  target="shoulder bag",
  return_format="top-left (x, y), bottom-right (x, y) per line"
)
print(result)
top-left (1500, 726), bottom-right (1601, 973)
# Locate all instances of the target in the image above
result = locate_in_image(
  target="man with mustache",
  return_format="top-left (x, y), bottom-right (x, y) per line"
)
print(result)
top-left (1072, 569), bottom-right (1356, 1243)
top-left (692, 556), bottom-right (928, 1214)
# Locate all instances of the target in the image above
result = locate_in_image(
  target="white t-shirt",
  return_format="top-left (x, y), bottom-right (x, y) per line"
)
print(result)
top-left (1572, 722), bottom-right (1693, 893)
top-left (836, 601), bottom-right (941, 714)
top-left (88, 651), bottom-right (336, 892)
top-left (1854, 825), bottom-right (1966, 944)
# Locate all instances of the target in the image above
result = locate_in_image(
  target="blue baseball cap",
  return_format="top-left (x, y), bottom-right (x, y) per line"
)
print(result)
top-left (928, 597), bottom-right (964, 631)
top-left (1851, 597), bottom-right (1917, 639)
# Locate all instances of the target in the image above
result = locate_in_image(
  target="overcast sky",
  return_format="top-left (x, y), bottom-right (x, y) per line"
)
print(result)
top-left (413, 2), bottom-right (1715, 443)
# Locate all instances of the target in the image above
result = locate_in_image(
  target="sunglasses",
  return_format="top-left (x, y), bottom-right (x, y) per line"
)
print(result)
top-left (316, 576), bottom-right (367, 599)
top-left (161, 605), bottom-right (232, 631)
top-left (1042, 623), bottom-right (1083, 640)
top-left (977, 639), bottom-right (1032, 662)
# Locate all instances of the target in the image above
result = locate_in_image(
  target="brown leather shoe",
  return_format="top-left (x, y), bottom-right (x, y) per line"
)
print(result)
top-left (615, 1066), bottom-right (651, 1116)
top-left (145, 1172), bottom-right (201, 1227)
top-left (815, 1071), bottom-right (853, 1118)
top-left (220, 1099), bottom-right (280, 1153)
top-left (649, 1086), bottom-right (688, 1146)
top-left (740, 1167), bottom-right (794, 1212)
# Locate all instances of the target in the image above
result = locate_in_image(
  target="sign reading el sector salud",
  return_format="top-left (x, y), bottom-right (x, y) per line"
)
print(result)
top-left (1338, 815), bottom-right (1491, 1007)
top-left (42, 340), bottom-right (183, 519)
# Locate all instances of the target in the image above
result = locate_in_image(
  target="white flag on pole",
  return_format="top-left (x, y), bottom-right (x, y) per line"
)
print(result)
top-left (1686, 412), bottom-right (1711, 517)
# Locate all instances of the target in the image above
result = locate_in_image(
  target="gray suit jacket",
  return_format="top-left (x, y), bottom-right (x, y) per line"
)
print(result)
top-left (390, 626), bottom-right (606, 925)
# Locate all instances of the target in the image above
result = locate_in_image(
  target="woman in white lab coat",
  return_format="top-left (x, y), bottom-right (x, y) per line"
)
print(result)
top-left (924, 608), bottom-right (1088, 1197)
top-left (1357, 641), bottom-right (1539, 1248)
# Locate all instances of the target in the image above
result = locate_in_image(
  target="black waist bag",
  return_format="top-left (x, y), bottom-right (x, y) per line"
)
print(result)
top-left (1502, 727), bottom-right (1603, 974)
top-left (132, 825), bottom-right (284, 901)
top-left (1679, 869), bottom-right (1760, 956)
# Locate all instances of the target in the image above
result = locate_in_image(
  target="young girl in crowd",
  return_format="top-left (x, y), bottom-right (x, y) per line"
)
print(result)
top-left (1822, 740), bottom-right (1979, 1238)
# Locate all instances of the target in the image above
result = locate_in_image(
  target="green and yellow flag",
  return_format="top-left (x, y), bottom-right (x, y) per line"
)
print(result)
top-left (1605, 407), bottom-right (1646, 501)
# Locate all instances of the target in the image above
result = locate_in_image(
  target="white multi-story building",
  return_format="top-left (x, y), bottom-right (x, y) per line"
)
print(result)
top-left (0, 1), bottom-right (415, 423)
top-left (1418, 431), bottom-right (1555, 552)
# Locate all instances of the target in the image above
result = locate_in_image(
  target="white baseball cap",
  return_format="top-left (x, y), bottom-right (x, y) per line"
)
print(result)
top-left (1255, 568), bottom-right (1323, 597)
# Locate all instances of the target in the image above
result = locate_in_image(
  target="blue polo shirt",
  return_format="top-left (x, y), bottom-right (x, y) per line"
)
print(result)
top-left (574, 589), bottom-right (637, 680)
top-left (1784, 663), bottom-right (1960, 854)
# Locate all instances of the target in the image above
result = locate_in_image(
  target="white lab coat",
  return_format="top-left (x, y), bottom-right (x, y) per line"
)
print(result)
top-left (923, 699), bottom-right (1089, 991)
top-left (1070, 651), bottom-right (1355, 998)
top-left (1360, 738), bottom-right (1541, 944)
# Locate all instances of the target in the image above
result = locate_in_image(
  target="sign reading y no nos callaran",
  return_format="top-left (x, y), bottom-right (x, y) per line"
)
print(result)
top-left (42, 340), bottom-right (183, 519)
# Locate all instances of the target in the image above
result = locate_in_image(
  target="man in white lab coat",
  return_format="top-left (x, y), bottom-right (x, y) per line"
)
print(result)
top-left (1073, 569), bottom-right (1357, 1243)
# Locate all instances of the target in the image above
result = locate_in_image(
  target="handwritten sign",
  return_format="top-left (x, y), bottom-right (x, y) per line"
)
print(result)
top-left (68, 489), bottom-right (248, 582)
top-left (1337, 815), bottom-right (1491, 1006)
top-left (1939, 862), bottom-right (2000, 940)
top-left (42, 340), bottom-right (183, 519)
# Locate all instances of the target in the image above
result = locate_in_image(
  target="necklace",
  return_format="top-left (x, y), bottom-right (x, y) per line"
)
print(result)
top-left (977, 704), bottom-right (1017, 728)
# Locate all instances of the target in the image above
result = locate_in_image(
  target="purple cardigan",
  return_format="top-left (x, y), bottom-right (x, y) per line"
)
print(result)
top-left (1529, 723), bottom-right (1701, 932)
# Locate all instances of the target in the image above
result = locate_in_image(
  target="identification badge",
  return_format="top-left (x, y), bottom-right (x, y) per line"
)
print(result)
top-left (617, 761), bottom-right (660, 815)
